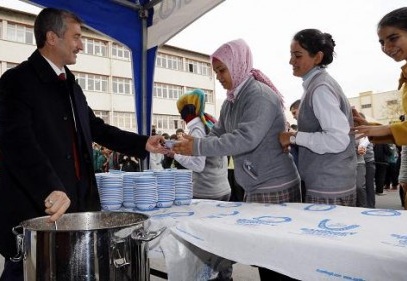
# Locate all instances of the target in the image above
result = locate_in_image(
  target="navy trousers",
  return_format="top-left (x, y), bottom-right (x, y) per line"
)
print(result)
top-left (0, 260), bottom-right (23, 281)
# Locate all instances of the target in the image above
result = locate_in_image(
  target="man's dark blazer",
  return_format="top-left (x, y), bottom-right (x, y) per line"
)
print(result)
top-left (0, 50), bottom-right (149, 258)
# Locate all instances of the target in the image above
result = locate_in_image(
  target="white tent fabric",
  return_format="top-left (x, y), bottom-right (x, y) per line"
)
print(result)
top-left (148, 0), bottom-right (224, 48)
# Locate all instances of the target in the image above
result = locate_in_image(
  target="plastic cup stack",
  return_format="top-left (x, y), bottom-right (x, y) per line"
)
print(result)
top-left (154, 170), bottom-right (175, 208)
top-left (99, 173), bottom-right (123, 210)
top-left (174, 170), bottom-right (193, 205)
top-left (133, 175), bottom-right (158, 211)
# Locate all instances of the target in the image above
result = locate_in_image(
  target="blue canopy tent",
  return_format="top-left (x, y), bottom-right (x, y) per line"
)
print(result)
top-left (25, 0), bottom-right (224, 167)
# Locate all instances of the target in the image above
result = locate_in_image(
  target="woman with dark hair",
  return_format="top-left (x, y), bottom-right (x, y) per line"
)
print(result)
top-left (350, 7), bottom-right (407, 208)
top-left (352, 7), bottom-right (407, 144)
top-left (279, 29), bottom-right (357, 207)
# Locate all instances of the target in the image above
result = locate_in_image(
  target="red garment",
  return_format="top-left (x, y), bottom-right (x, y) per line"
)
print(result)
top-left (60, 72), bottom-right (81, 179)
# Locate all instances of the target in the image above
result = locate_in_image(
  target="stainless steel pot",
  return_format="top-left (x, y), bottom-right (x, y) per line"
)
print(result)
top-left (11, 211), bottom-right (164, 281)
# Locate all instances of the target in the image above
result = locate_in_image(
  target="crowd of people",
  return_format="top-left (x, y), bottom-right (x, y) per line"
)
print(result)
top-left (1, 5), bottom-right (407, 281)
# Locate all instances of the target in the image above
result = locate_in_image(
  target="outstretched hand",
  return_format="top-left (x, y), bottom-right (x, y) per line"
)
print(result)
top-left (350, 125), bottom-right (392, 139)
top-left (146, 135), bottom-right (168, 154)
top-left (172, 134), bottom-right (195, 155)
top-left (352, 108), bottom-right (369, 127)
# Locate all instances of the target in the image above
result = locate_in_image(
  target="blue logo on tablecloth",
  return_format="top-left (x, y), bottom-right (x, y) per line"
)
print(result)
top-left (216, 202), bottom-right (242, 208)
top-left (151, 211), bottom-right (195, 219)
top-left (206, 210), bottom-right (240, 218)
top-left (392, 234), bottom-right (407, 246)
top-left (316, 268), bottom-right (366, 280)
top-left (304, 204), bottom-right (336, 211)
top-left (381, 234), bottom-right (407, 248)
top-left (236, 215), bottom-right (292, 226)
top-left (301, 219), bottom-right (359, 237)
top-left (361, 209), bottom-right (401, 217)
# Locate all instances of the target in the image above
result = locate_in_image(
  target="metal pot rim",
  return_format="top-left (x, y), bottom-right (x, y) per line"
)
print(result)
top-left (18, 211), bottom-right (150, 232)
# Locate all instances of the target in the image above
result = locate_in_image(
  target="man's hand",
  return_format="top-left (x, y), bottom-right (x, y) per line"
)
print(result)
top-left (44, 191), bottom-right (71, 222)
top-left (145, 135), bottom-right (168, 154)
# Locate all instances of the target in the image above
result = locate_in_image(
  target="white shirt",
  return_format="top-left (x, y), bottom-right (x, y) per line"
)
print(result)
top-left (174, 117), bottom-right (206, 172)
top-left (296, 70), bottom-right (350, 154)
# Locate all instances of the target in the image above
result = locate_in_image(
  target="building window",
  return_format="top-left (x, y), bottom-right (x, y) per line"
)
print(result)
top-left (112, 77), bottom-right (132, 95)
top-left (387, 99), bottom-right (398, 106)
top-left (6, 62), bottom-right (18, 70)
top-left (82, 37), bottom-right (107, 57)
top-left (94, 110), bottom-right (110, 124)
top-left (156, 53), bottom-right (183, 70)
top-left (184, 59), bottom-right (212, 76)
top-left (153, 83), bottom-right (183, 99)
top-left (153, 114), bottom-right (183, 132)
top-left (361, 104), bottom-right (372, 109)
top-left (112, 111), bottom-right (136, 131)
top-left (6, 22), bottom-right (35, 45)
top-left (112, 43), bottom-right (131, 60)
top-left (75, 72), bottom-right (108, 92)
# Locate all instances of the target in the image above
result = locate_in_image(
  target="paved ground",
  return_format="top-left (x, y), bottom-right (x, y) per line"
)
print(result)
top-left (1, 189), bottom-right (403, 280)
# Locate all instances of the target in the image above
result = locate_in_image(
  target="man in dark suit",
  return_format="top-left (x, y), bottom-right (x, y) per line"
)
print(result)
top-left (0, 8), bottom-right (166, 280)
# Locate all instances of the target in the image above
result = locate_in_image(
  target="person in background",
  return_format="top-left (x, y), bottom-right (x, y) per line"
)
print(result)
top-left (174, 88), bottom-right (233, 281)
top-left (397, 114), bottom-right (407, 208)
top-left (352, 7), bottom-right (407, 146)
top-left (356, 137), bottom-right (369, 207)
top-left (290, 99), bottom-right (301, 120)
top-left (120, 155), bottom-right (140, 172)
top-left (101, 146), bottom-right (112, 172)
top-left (373, 143), bottom-right (391, 196)
top-left (109, 150), bottom-right (121, 171)
top-left (161, 132), bottom-right (173, 169)
top-left (95, 146), bottom-right (106, 173)
top-left (279, 29), bottom-right (357, 208)
top-left (384, 143), bottom-right (400, 190)
top-left (288, 99), bottom-right (300, 167)
top-left (173, 38), bottom-right (301, 281)
top-left (92, 142), bottom-right (102, 172)
top-left (176, 128), bottom-right (185, 140)
top-left (357, 113), bottom-right (376, 208)
top-left (174, 88), bottom-right (231, 201)
top-left (398, 146), bottom-right (407, 209)
top-left (352, 8), bottom-right (407, 205)
top-left (149, 127), bottom-right (164, 170)
top-left (0, 8), bottom-right (166, 280)
top-left (287, 100), bottom-right (304, 203)
top-left (171, 130), bottom-right (187, 170)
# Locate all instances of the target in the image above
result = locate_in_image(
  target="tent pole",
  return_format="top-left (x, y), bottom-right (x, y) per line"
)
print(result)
top-left (140, 7), bottom-right (149, 171)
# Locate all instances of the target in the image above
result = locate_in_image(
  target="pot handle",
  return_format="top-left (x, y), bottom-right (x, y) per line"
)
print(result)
top-left (10, 226), bottom-right (24, 262)
top-left (132, 227), bottom-right (166, 242)
top-left (112, 244), bottom-right (130, 268)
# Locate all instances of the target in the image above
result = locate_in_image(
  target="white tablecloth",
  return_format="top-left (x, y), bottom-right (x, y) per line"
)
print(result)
top-left (139, 199), bottom-right (407, 281)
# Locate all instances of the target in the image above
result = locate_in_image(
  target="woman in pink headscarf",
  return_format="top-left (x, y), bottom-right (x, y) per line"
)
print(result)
top-left (174, 38), bottom-right (300, 202)
top-left (173, 39), bottom-right (300, 280)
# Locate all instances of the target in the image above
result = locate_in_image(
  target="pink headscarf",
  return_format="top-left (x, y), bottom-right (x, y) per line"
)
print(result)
top-left (211, 39), bottom-right (284, 107)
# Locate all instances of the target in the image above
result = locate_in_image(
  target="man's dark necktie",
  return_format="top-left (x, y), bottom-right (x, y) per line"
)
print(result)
top-left (59, 72), bottom-right (81, 179)
top-left (58, 73), bottom-right (66, 81)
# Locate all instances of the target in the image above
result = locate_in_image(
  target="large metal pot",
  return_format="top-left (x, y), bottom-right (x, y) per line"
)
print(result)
top-left (11, 211), bottom-right (164, 281)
